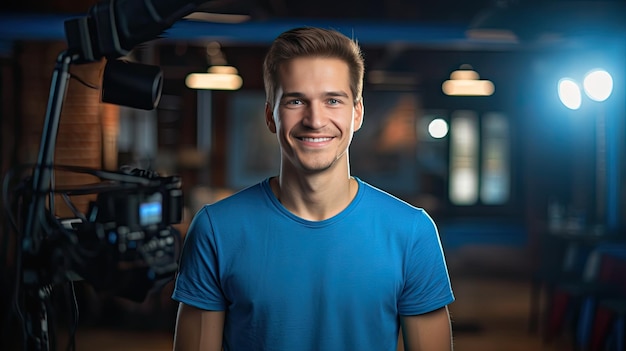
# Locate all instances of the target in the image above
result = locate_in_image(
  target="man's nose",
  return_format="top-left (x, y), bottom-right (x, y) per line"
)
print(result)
top-left (302, 102), bottom-right (327, 129)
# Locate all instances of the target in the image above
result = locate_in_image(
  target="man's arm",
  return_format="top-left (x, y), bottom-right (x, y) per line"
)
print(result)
top-left (173, 303), bottom-right (225, 351)
top-left (400, 306), bottom-right (453, 351)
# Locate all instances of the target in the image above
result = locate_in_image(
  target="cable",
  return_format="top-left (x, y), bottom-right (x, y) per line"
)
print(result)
top-left (69, 72), bottom-right (100, 90)
top-left (61, 193), bottom-right (87, 222)
top-left (65, 281), bottom-right (79, 351)
top-left (2, 166), bottom-right (25, 235)
top-left (14, 194), bottom-right (26, 351)
top-left (0, 166), bottom-right (27, 347)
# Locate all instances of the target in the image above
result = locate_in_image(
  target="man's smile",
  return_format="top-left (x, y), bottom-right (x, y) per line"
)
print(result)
top-left (298, 137), bottom-right (333, 143)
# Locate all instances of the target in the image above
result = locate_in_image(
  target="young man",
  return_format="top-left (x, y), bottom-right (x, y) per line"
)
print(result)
top-left (171, 27), bottom-right (455, 350)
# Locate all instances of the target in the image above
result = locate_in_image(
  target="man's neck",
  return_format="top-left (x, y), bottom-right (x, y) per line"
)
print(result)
top-left (270, 170), bottom-right (357, 221)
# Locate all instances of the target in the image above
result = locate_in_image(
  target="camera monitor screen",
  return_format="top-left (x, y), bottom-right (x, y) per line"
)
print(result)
top-left (139, 193), bottom-right (163, 226)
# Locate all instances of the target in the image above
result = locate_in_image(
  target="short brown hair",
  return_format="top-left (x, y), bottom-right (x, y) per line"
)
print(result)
top-left (263, 27), bottom-right (364, 110)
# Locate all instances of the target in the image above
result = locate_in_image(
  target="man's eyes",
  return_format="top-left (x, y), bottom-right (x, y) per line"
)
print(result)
top-left (283, 98), bottom-right (343, 106)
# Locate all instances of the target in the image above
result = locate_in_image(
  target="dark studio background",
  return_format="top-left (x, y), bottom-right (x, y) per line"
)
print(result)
top-left (1, 0), bottom-right (626, 350)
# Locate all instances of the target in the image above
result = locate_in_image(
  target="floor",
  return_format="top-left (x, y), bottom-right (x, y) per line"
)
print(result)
top-left (436, 245), bottom-right (571, 351)
top-left (17, 245), bottom-right (577, 350)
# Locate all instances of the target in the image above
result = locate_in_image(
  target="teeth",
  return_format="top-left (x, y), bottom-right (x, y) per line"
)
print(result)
top-left (301, 137), bottom-right (332, 142)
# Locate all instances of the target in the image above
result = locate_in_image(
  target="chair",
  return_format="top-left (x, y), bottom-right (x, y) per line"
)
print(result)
top-left (534, 232), bottom-right (599, 342)
top-left (595, 298), bottom-right (625, 351)
top-left (540, 234), bottom-right (625, 349)
top-left (529, 230), bottom-right (580, 335)
top-left (585, 245), bottom-right (626, 351)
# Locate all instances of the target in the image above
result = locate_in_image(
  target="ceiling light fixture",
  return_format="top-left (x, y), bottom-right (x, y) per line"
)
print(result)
top-left (442, 64), bottom-right (494, 96)
top-left (186, 41), bottom-right (243, 90)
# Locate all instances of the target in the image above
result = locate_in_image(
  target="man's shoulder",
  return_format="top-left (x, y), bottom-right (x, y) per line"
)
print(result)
top-left (354, 179), bottom-right (438, 240)
top-left (357, 178), bottom-right (425, 213)
top-left (200, 180), bottom-right (268, 213)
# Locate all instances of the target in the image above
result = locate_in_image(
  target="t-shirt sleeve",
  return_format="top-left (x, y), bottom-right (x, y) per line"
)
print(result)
top-left (398, 210), bottom-right (455, 315)
top-left (171, 206), bottom-right (227, 311)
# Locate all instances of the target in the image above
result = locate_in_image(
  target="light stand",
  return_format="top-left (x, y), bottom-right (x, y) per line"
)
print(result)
top-left (21, 51), bottom-right (76, 351)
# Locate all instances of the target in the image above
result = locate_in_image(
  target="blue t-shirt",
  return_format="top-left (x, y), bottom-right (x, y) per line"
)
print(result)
top-left (172, 177), bottom-right (454, 351)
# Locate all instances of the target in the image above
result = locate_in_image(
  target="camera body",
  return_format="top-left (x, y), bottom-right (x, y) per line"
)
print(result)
top-left (67, 170), bottom-right (184, 301)
top-left (89, 173), bottom-right (183, 228)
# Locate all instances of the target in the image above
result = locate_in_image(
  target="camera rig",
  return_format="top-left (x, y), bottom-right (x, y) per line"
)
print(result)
top-left (1, 0), bottom-right (210, 350)
top-left (26, 165), bottom-right (185, 301)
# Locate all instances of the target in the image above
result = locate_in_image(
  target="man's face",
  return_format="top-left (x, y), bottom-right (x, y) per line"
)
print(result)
top-left (265, 57), bottom-right (363, 175)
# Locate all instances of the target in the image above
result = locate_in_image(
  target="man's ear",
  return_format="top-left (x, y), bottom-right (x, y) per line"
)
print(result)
top-left (353, 99), bottom-right (364, 132)
top-left (265, 103), bottom-right (277, 133)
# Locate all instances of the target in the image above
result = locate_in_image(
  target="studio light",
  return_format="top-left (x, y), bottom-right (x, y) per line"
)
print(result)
top-left (558, 69), bottom-right (613, 109)
top-left (558, 78), bottom-right (582, 110)
top-left (583, 69), bottom-right (613, 102)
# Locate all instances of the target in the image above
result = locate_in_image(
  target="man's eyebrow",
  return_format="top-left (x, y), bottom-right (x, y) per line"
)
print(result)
top-left (280, 91), bottom-right (350, 98)
top-left (325, 91), bottom-right (350, 98)
top-left (280, 92), bottom-right (306, 100)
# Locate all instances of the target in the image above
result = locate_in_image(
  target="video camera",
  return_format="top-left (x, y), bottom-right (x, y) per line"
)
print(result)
top-left (13, 166), bottom-right (183, 301)
top-left (61, 167), bottom-right (184, 301)
top-left (85, 168), bottom-right (183, 229)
